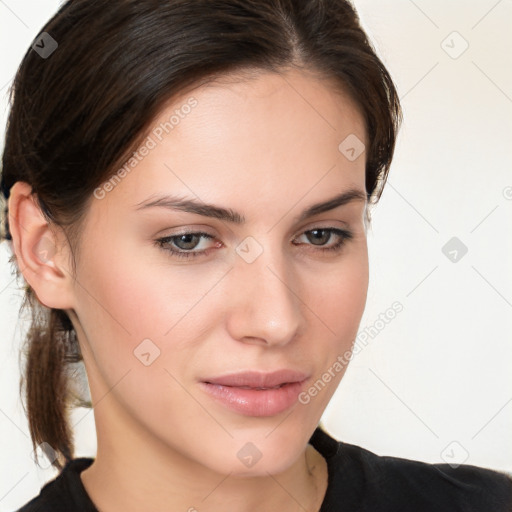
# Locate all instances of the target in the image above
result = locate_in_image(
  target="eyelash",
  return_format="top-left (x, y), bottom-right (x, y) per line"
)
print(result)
top-left (154, 227), bottom-right (353, 260)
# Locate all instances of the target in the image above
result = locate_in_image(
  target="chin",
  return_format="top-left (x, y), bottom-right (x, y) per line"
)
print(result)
top-left (208, 432), bottom-right (307, 478)
top-left (222, 456), bottom-right (298, 478)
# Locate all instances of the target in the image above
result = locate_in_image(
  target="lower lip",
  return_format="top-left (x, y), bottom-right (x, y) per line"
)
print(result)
top-left (199, 380), bottom-right (306, 417)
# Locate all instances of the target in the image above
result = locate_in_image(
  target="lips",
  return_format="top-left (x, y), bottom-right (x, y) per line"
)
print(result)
top-left (199, 369), bottom-right (310, 416)
top-left (202, 369), bottom-right (309, 389)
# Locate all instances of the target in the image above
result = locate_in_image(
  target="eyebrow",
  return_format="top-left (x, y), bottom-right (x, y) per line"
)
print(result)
top-left (134, 188), bottom-right (367, 224)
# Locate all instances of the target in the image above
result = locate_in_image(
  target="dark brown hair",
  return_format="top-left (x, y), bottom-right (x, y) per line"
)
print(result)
top-left (0, 0), bottom-right (402, 470)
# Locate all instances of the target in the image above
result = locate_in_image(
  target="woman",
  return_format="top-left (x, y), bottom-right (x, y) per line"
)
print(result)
top-left (1, 0), bottom-right (510, 511)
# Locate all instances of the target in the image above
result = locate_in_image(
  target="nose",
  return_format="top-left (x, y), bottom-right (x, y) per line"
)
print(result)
top-left (225, 241), bottom-right (303, 347)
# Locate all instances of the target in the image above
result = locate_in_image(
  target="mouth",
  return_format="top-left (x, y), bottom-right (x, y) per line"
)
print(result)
top-left (225, 384), bottom-right (287, 390)
top-left (202, 369), bottom-right (309, 388)
top-left (199, 370), bottom-right (309, 417)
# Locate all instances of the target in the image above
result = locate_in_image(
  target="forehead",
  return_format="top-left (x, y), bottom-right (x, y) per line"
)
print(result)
top-left (90, 68), bottom-right (367, 225)
top-left (167, 66), bottom-right (367, 144)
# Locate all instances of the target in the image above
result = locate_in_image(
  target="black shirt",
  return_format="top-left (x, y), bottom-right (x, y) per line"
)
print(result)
top-left (16, 426), bottom-right (512, 511)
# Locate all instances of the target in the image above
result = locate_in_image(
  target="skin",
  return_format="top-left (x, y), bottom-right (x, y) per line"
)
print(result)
top-left (9, 67), bottom-right (369, 512)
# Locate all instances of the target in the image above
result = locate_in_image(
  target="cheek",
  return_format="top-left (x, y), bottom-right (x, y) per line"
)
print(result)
top-left (308, 245), bottom-right (369, 333)
top-left (304, 245), bottom-right (369, 386)
top-left (73, 239), bottom-right (229, 381)
top-left (295, 251), bottom-right (368, 413)
top-left (72, 247), bottom-right (213, 429)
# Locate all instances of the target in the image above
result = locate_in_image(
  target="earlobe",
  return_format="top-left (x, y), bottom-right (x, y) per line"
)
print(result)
top-left (7, 181), bottom-right (76, 310)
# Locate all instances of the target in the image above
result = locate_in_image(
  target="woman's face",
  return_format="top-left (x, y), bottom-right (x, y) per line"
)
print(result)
top-left (67, 68), bottom-right (369, 476)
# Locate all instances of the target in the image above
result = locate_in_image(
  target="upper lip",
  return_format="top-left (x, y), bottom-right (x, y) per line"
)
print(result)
top-left (203, 370), bottom-right (309, 388)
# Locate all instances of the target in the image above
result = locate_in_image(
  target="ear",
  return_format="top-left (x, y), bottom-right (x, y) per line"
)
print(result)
top-left (7, 181), bottom-right (76, 310)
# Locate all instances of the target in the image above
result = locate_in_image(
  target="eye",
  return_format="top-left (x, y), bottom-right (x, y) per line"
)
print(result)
top-left (154, 227), bottom-right (353, 260)
top-left (154, 231), bottom-right (217, 259)
top-left (292, 227), bottom-right (353, 254)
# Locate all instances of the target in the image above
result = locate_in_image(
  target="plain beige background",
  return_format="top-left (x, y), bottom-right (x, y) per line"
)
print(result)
top-left (1, 1), bottom-right (511, 510)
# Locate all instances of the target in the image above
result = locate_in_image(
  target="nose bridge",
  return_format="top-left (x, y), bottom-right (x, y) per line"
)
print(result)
top-left (228, 235), bottom-right (302, 345)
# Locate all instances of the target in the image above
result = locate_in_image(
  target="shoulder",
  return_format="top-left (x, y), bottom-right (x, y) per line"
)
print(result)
top-left (335, 440), bottom-right (512, 511)
top-left (15, 458), bottom-right (96, 512)
top-left (310, 427), bottom-right (512, 512)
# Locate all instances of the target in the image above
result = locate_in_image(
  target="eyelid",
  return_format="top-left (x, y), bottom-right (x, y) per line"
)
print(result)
top-left (154, 224), bottom-right (354, 260)
top-left (159, 220), bottom-right (350, 243)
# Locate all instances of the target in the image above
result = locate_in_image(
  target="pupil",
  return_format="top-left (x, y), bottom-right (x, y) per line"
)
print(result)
top-left (177, 234), bottom-right (197, 250)
top-left (310, 229), bottom-right (328, 245)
